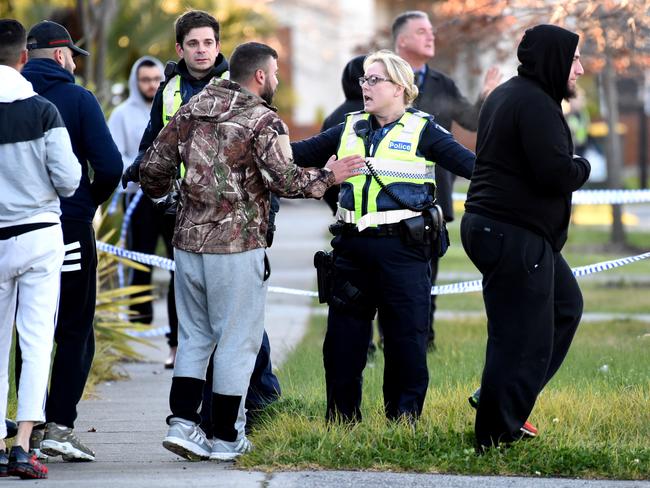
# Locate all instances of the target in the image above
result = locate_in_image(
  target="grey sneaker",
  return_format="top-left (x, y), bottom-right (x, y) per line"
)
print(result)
top-left (209, 436), bottom-right (252, 461)
top-left (162, 417), bottom-right (211, 461)
top-left (41, 422), bottom-right (95, 461)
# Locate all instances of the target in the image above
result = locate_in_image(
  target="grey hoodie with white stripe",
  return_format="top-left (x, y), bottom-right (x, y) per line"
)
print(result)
top-left (0, 65), bottom-right (80, 227)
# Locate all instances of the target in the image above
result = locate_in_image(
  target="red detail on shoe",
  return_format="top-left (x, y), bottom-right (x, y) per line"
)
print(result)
top-left (521, 420), bottom-right (538, 437)
top-left (8, 451), bottom-right (48, 479)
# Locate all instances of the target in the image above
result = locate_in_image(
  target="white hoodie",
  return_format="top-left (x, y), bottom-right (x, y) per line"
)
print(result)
top-left (0, 65), bottom-right (81, 227)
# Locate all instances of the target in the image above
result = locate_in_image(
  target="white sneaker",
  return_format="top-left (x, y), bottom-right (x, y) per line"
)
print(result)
top-left (162, 417), bottom-right (211, 461)
top-left (209, 436), bottom-right (253, 461)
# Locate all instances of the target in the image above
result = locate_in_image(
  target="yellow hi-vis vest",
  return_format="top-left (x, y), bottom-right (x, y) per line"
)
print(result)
top-left (162, 75), bottom-right (183, 126)
top-left (336, 110), bottom-right (435, 228)
top-left (162, 72), bottom-right (229, 176)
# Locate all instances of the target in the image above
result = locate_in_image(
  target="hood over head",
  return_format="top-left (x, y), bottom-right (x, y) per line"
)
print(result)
top-left (127, 55), bottom-right (164, 107)
top-left (517, 24), bottom-right (579, 104)
top-left (341, 54), bottom-right (366, 101)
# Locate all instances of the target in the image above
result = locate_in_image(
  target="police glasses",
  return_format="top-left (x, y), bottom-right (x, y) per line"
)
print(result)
top-left (358, 75), bottom-right (394, 87)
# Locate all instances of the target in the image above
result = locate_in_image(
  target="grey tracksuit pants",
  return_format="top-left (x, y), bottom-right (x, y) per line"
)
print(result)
top-left (172, 247), bottom-right (268, 439)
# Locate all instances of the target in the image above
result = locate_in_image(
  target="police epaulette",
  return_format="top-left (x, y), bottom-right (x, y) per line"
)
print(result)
top-left (407, 107), bottom-right (435, 122)
top-left (345, 109), bottom-right (365, 116)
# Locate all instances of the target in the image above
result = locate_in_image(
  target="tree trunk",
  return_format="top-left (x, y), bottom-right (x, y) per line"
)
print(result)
top-left (77, 0), bottom-right (93, 86)
top-left (601, 52), bottom-right (626, 246)
top-left (640, 104), bottom-right (648, 189)
top-left (92, 0), bottom-right (118, 107)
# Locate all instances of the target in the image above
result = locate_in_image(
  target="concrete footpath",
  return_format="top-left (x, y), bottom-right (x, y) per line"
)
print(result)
top-left (6, 200), bottom-right (648, 487)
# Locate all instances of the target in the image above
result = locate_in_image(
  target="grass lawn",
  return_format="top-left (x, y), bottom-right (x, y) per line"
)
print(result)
top-left (241, 218), bottom-right (650, 479)
top-left (241, 315), bottom-right (649, 479)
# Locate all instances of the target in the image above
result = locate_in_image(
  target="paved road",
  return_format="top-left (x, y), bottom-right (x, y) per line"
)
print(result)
top-left (12, 200), bottom-right (647, 487)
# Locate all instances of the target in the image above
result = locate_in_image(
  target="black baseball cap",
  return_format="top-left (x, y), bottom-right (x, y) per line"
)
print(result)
top-left (27, 20), bottom-right (89, 57)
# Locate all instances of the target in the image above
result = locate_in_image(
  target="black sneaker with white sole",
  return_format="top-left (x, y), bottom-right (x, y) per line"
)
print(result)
top-left (41, 422), bottom-right (95, 461)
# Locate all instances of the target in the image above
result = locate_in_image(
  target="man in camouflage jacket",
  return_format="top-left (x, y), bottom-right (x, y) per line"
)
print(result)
top-left (140, 42), bottom-right (362, 460)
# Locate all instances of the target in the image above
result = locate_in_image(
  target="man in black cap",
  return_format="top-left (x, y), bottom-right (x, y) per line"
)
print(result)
top-left (22, 20), bottom-right (122, 462)
top-left (461, 24), bottom-right (590, 452)
top-left (25, 20), bottom-right (89, 57)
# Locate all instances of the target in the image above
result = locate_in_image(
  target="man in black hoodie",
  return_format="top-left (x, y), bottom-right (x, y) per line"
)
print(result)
top-left (461, 24), bottom-right (590, 451)
top-left (320, 55), bottom-right (365, 215)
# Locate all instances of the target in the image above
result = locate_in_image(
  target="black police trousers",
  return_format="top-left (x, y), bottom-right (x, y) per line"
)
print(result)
top-left (461, 212), bottom-right (583, 447)
top-left (125, 194), bottom-right (179, 348)
top-left (324, 233), bottom-right (431, 422)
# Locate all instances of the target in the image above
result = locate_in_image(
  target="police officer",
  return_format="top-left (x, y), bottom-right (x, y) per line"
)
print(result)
top-left (292, 50), bottom-right (475, 422)
top-left (123, 10), bottom-right (229, 367)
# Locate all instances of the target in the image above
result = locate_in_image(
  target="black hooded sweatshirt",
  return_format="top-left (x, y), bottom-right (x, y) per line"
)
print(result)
top-left (465, 24), bottom-right (590, 251)
top-left (321, 54), bottom-right (365, 131)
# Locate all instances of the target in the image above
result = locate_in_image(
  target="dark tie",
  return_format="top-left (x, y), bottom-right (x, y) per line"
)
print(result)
top-left (414, 70), bottom-right (424, 89)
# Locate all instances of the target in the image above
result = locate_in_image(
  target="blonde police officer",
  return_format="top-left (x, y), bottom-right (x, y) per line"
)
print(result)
top-left (292, 50), bottom-right (475, 423)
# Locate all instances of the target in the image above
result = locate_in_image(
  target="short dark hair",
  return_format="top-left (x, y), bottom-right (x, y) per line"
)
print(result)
top-left (229, 42), bottom-right (278, 84)
top-left (174, 10), bottom-right (219, 45)
top-left (0, 19), bottom-right (26, 66)
top-left (391, 10), bottom-right (429, 44)
top-left (136, 59), bottom-right (156, 74)
top-left (138, 59), bottom-right (157, 69)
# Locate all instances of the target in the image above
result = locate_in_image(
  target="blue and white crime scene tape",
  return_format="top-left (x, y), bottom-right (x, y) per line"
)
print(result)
top-left (116, 190), bottom-right (145, 289)
top-left (113, 248), bottom-right (650, 339)
top-left (452, 189), bottom-right (650, 205)
top-left (431, 251), bottom-right (650, 295)
top-left (96, 241), bottom-right (650, 298)
top-left (110, 187), bottom-right (650, 337)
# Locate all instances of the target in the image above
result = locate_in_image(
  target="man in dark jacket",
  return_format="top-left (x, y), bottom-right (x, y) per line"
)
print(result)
top-left (122, 10), bottom-right (281, 435)
top-left (461, 24), bottom-right (590, 451)
top-left (320, 55), bottom-right (365, 215)
top-left (393, 10), bottom-right (502, 350)
top-left (22, 20), bottom-right (123, 461)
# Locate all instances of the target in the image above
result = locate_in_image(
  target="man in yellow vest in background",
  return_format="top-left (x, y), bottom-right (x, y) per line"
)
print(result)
top-left (565, 86), bottom-right (590, 156)
top-left (122, 9), bottom-right (281, 437)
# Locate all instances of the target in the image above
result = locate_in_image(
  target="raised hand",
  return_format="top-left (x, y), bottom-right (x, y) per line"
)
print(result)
top-left (324, 154), bottom-right (365, 184)
top-left (481, 66), bottom-right (503, 99)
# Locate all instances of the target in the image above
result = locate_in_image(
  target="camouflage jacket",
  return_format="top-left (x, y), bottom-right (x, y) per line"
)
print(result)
top-left (140, 78), bottom-right (335, 254)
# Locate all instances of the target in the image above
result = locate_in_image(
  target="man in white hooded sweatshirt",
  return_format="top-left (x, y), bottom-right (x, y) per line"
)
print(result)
top-left (0, 19), bottom-right (80, 479)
